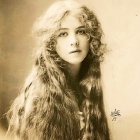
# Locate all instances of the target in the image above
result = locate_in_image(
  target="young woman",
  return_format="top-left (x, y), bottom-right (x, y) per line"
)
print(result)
top-left (7, 0), bottom-right (110, 140)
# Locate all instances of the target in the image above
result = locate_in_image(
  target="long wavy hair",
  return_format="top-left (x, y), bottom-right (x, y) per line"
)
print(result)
top-left (7, 1), bottom-right (110, 140)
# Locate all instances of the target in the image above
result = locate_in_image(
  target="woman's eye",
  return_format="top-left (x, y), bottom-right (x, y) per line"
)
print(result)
top-left (77, 29), bottom-right (86, 35)
top-left (58, 32), bottom-right (68, 37)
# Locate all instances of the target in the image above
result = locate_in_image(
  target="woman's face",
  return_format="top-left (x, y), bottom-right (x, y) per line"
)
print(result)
top-left (55, 13), bottom-right (89, 65)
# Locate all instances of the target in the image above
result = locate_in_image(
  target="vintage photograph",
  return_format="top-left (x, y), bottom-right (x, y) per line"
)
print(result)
top-left (0, 0), bottom-right (140, 140)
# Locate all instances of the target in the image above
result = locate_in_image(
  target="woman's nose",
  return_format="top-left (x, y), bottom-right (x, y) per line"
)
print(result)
top-left (70, 34), bottom-right (79, 47)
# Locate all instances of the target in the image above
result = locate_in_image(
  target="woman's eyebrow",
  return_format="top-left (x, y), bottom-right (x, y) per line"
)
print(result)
top-left (58, 28), bottom-right (69, 31)
top-left (58, 26), bottom-right (85, 31)
top-left (76, 26), bottom-right (86, 29)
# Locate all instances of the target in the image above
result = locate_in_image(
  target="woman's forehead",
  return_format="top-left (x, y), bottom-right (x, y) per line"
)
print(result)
top-left (60, 14), bottom-right (84, 29)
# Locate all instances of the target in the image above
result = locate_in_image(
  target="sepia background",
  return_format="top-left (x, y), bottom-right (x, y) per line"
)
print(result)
top-left (0, 0), bottom-right (140, 139)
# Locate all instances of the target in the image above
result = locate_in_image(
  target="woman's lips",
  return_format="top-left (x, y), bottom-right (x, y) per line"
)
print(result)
top-left (69, 50), bottom-right (81, 54)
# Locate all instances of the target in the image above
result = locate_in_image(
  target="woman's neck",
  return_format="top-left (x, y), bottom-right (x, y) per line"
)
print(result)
top-left (67, 63), bottom-right (81, 81)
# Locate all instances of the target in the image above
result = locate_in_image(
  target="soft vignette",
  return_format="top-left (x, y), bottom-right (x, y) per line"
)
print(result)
top-left (1, 0), bottom-right (140, 139)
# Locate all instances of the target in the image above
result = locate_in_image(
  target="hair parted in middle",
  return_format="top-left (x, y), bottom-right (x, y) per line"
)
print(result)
top-left (7, 1), bottom-right (110, 140)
